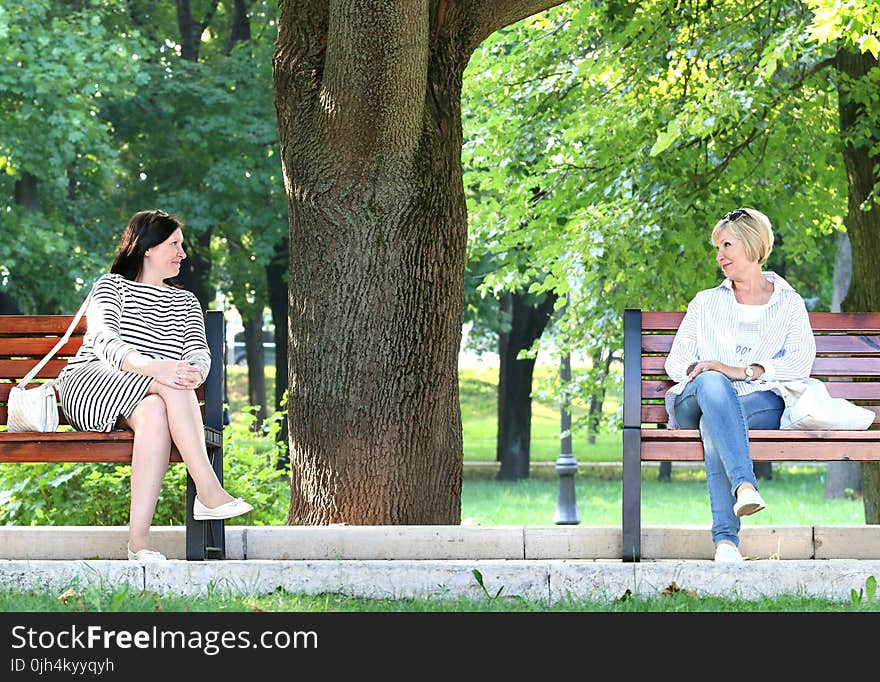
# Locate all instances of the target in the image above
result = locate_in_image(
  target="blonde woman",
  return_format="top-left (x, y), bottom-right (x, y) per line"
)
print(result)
top-left (664, 208), bottom-right (815, 562)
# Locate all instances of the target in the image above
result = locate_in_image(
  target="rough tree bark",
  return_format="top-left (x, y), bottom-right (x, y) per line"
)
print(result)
top-left (836, 47), bottom-right (880, 523)
top-left (273, 0), bottom-right (566, 524)
top-left (496, 291), bottom-right (557, 480)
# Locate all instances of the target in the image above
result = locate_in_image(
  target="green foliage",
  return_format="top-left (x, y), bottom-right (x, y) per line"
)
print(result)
top-left (0, 1), bottom-right (286, 316)
top-left (0, 0), bottom-right (151, 312)
top-left (0, 404), bottom-right (289, 526)
top-left (462, 0), bottom-right (848, 430)
top-left (807, 0), bottom-right (880, 57)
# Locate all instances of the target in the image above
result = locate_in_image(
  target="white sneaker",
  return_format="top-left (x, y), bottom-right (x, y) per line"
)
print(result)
top-left (714, 542), bottom-right (744, 562)
top-left (733, 486), bottom-right (766, 517)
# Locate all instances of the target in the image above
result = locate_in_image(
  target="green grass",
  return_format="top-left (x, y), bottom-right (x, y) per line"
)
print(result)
top-left (227, 366), bottom-right (866, 527)
top-left (228, 364), bottom-right (622, 463)
top-left (461, 465), bottom-right (865, 527)
top-left (1, 584), bottom-right (877, 612)
top-left (458, 366), bottom-right (621, 462)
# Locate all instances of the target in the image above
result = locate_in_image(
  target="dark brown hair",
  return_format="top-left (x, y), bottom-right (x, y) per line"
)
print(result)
top-left (110, 209), bottom-right (183, 284)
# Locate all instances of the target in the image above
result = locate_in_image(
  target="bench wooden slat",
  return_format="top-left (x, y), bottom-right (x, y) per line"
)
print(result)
top-left (0, 428), bottom-right (220, 463)
top-left (0, 430), bottom-right (183, 462)
top-left (642, 311), bottom-right (880, 332)
top-left (640, 379), bottom-right (880, 400)
top-left (0, 440), bottom-right (184, 463)
top-left (642, 334), bottom-right (880, 355)
top-left (641, 355), bottom-right (880, 376)
top-left (0, 359), bottom-right (69, 379)
top-left (642, 437), bottom-right (880, 461)
top-left (641, 428), bottom-right (880, 441)
top-left (0, 338), bottom-right (83, 357)
top-left (0, 316), bottom-right (87, 334)
top-left (639, 403), bottom-right (880, 424)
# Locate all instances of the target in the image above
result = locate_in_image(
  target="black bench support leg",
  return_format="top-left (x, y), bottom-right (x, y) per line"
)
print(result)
top-left (622, 427), bottom-right (642, 562)
top-left (185, 309), bottom-right (227, 561)
top-left (621, 309), bottom-right (643, 562)
top-left (184, 446), bottom-right (226, 561)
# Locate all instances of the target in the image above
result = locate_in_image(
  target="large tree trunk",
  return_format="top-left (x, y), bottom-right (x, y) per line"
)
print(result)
top-left (274, 0), bottom-right (564, 524)
top-left (496, 291), bottom-right (557, 480)
top-left (836, 47), bottom-right (880, 523)
top-left (826, 230), bottom-right (861, 499)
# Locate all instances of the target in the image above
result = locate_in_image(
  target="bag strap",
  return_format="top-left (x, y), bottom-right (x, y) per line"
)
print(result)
top-left (17, 285), bottom-right (95, 388)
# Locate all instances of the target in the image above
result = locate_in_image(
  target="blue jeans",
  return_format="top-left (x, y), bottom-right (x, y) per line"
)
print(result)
top-left (673, 371), bottom-right (784, 547)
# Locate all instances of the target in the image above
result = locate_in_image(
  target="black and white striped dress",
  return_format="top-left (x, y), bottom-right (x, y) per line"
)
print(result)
top-left (57, 273), bottom-right (211, 432)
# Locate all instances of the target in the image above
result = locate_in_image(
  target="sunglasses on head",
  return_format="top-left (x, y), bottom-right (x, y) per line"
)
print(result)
top-left (723, 209), bottom-right (748, 222)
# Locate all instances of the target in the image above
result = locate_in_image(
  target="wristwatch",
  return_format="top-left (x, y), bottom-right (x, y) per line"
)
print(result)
top-left (744, 365), bottom-right (756, 381)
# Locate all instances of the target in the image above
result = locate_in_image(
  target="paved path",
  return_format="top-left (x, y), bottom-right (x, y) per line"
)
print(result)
top-left (2, 525), bottom-right (879, 603)
top-left (2, 558), bottom-right (879, 603)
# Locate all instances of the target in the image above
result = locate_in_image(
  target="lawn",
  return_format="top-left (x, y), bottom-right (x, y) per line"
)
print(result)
top-left (227, 364), bottom-right (622, 463)
top-left (1, 584), bottom-right (877, 612)
top-left (224, 365), bottom-right (867, 528)
top-left (461, 464), bottom-right (865, 527)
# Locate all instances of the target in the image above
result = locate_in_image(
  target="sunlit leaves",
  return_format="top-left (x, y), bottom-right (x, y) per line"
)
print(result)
top-left (806, 0), bottom-right (880, 57)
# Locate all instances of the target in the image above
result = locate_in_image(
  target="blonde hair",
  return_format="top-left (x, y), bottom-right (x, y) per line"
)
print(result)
top-left (711, 207), bottom-right (774, 266)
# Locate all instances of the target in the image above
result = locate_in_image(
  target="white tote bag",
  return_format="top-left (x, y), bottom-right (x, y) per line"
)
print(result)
top-left (5, 288), bottom-right (93, 432)
top-left (777, 378), bottom-right (874, 431)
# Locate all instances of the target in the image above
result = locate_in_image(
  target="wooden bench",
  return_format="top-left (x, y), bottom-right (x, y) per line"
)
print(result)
top-left (623, 308), bottom-right (880, 562)
top-left (0, 310), bottom-right (227, 560)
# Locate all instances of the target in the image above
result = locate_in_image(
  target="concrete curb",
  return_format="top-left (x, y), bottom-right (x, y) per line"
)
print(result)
top-left (2, 559), bottom-right (878, 603)
top-left (2, 525), bottom-right (879, 561)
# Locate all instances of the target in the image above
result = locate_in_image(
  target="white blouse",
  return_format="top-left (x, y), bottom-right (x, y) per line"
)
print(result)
top-left (664, 272), bottom-right (816, 428)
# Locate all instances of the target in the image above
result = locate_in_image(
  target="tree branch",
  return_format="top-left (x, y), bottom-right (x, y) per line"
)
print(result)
top-left (462, 0), bottom-right (570, 53)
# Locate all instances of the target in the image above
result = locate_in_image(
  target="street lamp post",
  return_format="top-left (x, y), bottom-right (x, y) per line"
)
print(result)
top-left (554, 351), bottom-right (580, 524)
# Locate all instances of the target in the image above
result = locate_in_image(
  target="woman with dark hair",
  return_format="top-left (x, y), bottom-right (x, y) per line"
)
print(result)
top-left (57, 209), bottom-right (252, 561)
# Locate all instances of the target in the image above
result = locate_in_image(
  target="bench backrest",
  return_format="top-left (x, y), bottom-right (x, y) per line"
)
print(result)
top-left (0, 314), bottom-right (218, 429)
top-left (624, 310), bottom-right (880, 429)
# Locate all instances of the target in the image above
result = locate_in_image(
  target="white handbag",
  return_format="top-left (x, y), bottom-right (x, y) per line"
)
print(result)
top-left (6, 288), bottom-right (93, 432)
top-left (777, 378), bottom-right (874, 431)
